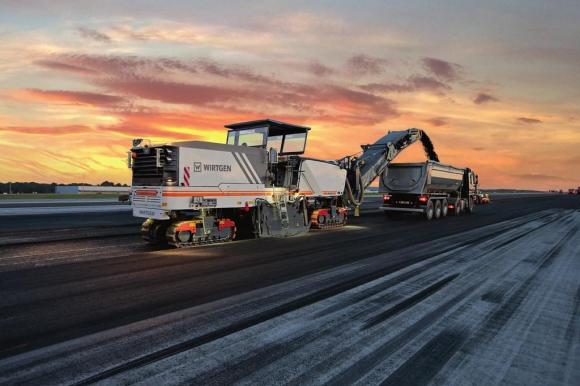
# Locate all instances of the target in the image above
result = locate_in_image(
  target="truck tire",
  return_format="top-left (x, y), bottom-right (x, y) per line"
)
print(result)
top-left (455, 200), bottom-right (462, 216)
top-left (466, 197), bottom-right (475, 214)
top-left (441, 199), bottom-right (448, 217)
top-left (425, 201), bottom-right (434, 221)
top-left (434, 200), bottom-right (442, 219)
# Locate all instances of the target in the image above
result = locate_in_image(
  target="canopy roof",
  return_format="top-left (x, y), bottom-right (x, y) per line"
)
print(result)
top-left (225, 119), bottom-right (311, 136)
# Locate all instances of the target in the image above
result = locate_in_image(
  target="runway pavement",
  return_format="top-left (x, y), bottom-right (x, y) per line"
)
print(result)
top-left (0, 205), bottom-right (132, 216)
top-left (0, 198), bottom-right (120, 207)
top-left (0, 194), bottom-right (578, 385)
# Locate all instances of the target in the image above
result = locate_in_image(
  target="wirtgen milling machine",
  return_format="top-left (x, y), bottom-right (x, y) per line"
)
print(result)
top-left (129, 119), bottom-right (437, 247)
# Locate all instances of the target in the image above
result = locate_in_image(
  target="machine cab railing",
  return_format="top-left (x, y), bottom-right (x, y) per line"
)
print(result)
top-left (225, 119), bottom-right (310, 155)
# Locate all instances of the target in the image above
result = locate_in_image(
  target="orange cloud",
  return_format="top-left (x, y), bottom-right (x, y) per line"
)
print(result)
top-left (0, 125), bottom-right (93, 135)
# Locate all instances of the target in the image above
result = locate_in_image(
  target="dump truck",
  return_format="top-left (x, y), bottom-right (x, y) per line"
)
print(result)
top-left (128, 119), bottom-right (445, 247)
top-left (379, 160), bottom-right (478, 220)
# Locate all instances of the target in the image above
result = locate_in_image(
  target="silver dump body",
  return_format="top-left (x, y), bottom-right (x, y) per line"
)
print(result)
top-left (380, 161), bottom-right (465, 195)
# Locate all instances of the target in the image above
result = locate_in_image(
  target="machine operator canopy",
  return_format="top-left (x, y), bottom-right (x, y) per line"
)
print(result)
top-left (225, 119), bottom-right (310, 155)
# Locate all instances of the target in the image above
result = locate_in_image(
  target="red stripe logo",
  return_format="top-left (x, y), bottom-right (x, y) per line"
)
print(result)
top-left (183, 166), bottom-right (190, 186)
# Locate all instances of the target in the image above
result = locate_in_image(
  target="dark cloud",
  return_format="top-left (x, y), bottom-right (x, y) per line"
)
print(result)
top-left (346, 54), bottom-right (388, 76)
top-left (77, 27), bottom-right (112, 43)
top-left (35, 54), bottom-right (194, 77)
top-left (408, 76), bottom-right (451, 93)
top-left (474, 93), bottom-right (499, 105)
top-left (422, 57), bottom-right (462, 82)
top-left (194, 58), bottom-right (281, 85)
top-left (518, 117), bottom-right (542, 124)
top-left (424, 117), bottom-right (448, 127)
top-left (35, 54), bottom-right (289, 87)
top-left (472, 147), bottom-right (485, 151)
top-left (308, 61), bottom-right (335, 77)
top-left (359, 82), bottom-right (406, 93)
top-left (360, 75), bottom-right (450, 95)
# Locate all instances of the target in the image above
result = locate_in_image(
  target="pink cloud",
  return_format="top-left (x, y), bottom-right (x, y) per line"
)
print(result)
top-left (99, 75), bottom-right (397, 124)
top-left (27, 53), bottom-right (397, 130)
top-left (16, 89), bottom-right (125, 106)
top-left (99, 77), bottom-right (246, 106)
top-left (35, 60), bottom-right (99, 75)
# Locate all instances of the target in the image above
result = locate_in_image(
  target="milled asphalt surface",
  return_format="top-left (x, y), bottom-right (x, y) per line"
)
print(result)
top-left (0, 194), bottom-right (578, 385)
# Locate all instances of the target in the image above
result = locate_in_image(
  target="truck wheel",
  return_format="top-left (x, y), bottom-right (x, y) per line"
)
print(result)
top-left (425, 201), bottom-right (434, 221)
top-left (455, 201), bottom-right (463, 216)
top-left (441, 199), bottom-right (448, 217)
top-left (466, 197), bottom-right (475, 214)
top-left (434, 200), bottom-right (442, 219)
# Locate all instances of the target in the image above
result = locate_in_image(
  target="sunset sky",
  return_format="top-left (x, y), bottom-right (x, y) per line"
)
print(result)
top-left (0, 1), bottom-right (579, 189)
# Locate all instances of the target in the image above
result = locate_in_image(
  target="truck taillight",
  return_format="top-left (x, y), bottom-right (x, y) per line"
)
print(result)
top-left (383, 194), bottom-right (391, 202)
top-left (418, 195), bottom-right (428, 203)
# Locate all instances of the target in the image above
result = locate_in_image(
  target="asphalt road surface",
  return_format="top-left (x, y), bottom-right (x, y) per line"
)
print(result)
top-left (0, 194), bottom-right (578, 385)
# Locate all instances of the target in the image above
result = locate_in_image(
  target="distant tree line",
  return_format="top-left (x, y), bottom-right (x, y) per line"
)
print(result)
top-left (0, 182), bottom-right (129, 194)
